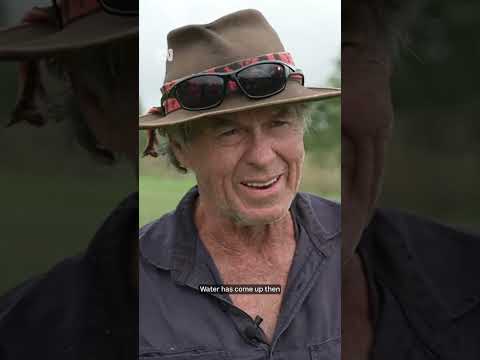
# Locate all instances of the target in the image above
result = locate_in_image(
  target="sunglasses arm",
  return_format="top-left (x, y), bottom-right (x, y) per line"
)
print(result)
top-left (288, 68), bottom-right (305, 86)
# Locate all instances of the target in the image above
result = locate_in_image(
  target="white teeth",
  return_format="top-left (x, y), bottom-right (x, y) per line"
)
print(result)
top-left (244, 176), bottom-right (279, 188)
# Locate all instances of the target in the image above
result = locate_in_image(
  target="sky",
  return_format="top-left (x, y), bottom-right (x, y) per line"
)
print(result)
top-left (139, 0), bottom-right (340, 113)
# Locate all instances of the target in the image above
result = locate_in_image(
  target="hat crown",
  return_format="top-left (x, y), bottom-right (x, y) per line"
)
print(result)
top-left (164, 9), bottom-right (285, 82)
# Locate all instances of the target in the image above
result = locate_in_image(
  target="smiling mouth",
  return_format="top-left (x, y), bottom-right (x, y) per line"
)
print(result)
top-left (241, 175), bottom-right (282, 190)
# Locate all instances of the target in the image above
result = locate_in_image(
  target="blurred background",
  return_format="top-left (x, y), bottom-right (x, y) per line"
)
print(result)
top-left (380, 1), bottom-right (480, 233)
top-left (139, 0), bottom-right (341, 226)
top-left (0, 2), bottom-right (136, 295)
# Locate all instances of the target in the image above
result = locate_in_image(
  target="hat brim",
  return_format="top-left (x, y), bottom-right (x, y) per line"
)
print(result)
top-left (139, 81), bottom-right (340, 129)
top-left (0, 10), bottom-right (137, 60)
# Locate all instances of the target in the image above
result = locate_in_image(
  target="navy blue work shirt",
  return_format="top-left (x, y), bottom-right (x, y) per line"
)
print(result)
top-left (139, 187), bottom-right (341, 359)
top-left (0, 193), bottom-right (138, 359)
top-left (359, 209), bottom-right (480, 360)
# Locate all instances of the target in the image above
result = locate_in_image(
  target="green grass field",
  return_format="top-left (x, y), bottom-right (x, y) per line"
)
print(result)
top-left (0, 171), bottom-right (136, 295)
top-left (140, 175), bottom-right (197, 226)
top-left (139, 154), bottom-right (340, 227)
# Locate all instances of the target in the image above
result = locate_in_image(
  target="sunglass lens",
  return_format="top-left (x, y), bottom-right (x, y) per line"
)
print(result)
top-left (176, 76), bottom-right (225, 110)
top-left (237, 63), bottom-right (287, 97)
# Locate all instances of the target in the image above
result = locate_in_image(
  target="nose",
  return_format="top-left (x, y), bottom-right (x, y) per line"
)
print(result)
top-left (243, 129), bottom-right (277, 170)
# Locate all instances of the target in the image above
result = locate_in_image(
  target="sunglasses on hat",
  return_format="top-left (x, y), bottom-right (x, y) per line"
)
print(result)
top-left (161, 61), bottom-right (304, 114)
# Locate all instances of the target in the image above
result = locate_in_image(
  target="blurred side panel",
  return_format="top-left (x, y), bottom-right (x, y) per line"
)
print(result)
top-left (380, 1), bottom-right (480, 233)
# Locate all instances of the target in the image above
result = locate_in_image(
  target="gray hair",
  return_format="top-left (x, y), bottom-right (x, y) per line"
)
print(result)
top-left (158, 103), bottom-right (313, 173)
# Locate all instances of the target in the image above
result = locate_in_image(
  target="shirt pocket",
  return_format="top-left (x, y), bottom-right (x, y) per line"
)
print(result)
top-left (309, 337), bottom-right (340, 360)
top-left (139, 347), bottom-right (230, 359)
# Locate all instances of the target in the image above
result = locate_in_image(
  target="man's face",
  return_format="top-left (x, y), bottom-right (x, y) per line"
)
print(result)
top-left (342, 3), bottom-right (394, 260)
top-left (174, 106), bottom-right (305, 226)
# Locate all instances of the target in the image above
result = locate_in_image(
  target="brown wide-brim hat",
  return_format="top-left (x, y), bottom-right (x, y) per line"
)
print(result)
top-left (139, 9), bottom-right (340, 129)
top-left (0, 0), bottom-right (138, 61)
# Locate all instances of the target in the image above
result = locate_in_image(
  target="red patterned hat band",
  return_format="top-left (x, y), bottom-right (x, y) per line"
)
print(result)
top-left (160, 51), bottom-right (300, 116)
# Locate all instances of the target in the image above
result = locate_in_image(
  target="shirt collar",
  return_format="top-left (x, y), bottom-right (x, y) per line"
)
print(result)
top-left (359, 208), bottom-right (480, 328)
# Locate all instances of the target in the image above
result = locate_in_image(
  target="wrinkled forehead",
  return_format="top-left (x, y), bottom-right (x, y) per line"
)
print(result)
top-left (202, 105), bottom-right (303, 129)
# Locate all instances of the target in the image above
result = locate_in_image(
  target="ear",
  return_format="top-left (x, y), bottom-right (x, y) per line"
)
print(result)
top-left (169, 137), bottom-right (192, 169)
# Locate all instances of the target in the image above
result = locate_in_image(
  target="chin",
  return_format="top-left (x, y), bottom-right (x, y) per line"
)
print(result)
top-left (224, 182), bottom-right (296, 225)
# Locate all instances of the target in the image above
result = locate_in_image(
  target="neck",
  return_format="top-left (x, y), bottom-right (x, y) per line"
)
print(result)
top-left (194, 199), bottom-right (295, 259)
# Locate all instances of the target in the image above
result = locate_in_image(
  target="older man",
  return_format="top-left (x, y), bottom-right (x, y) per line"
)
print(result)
top-left (139, 9), bottom-right (341, 359)
top-left (342, 1), bottom-right (480, 359)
